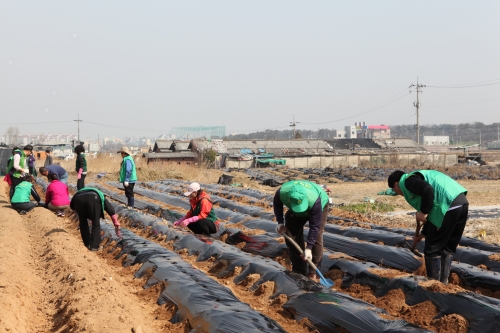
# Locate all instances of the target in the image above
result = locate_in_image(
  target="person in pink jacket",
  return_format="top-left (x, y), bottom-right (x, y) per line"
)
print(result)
top-left (45, 173), bottom-right (71, 217)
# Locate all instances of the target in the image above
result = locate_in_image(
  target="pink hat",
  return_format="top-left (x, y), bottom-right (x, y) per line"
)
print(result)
top-left (184, 182), bottom-right (201, 196)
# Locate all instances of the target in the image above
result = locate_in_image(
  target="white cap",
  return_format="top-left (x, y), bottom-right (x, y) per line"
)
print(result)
top-left (184, 182), bottom-right (201, 196)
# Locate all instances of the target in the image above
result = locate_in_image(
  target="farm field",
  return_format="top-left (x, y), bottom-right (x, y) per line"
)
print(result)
top-left (1, 161), bottom-right (500, 332)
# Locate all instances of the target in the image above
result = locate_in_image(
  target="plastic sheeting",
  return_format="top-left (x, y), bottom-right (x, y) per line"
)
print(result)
top-left (109, 208), bottom-right (431, 333)
top-left (451, 263), bottom-right (500, 291)
top-left (324, 257), bottom-right (500, 333)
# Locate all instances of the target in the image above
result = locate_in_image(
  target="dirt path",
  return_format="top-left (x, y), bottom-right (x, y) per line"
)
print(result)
top-left (0, 181), bottom-right (177, 333)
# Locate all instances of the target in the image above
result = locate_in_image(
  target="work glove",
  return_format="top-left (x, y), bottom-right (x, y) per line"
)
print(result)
top-left (77, 168), bottom-right (83, 180)
top-left (115, 226), bottom-right (122, 238)
top-left (412, 234), bottom-right (424, 244)
top-left (303, 248), bottom-right (312, 261)
top-left (173, 216), bottom-right (186, 227)
top-left (275, 224), bottom-right (286, 234)
top-left (124, 181), bottom-right (129, 187)
top-left (180, 216), bottom-right (199, 228)
top-left (110, 214), bottom-right (120, 227)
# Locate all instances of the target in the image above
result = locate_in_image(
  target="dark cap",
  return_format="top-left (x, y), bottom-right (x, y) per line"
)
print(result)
top-left (23, 144), bottom-right (33, 151)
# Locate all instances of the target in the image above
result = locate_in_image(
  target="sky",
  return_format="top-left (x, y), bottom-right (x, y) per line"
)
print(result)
top-left (1, 1), bottom-right (499, 140)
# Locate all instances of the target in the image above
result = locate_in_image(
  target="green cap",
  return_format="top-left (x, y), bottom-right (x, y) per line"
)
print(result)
top-left (289, 185), bottom-right (308, 213)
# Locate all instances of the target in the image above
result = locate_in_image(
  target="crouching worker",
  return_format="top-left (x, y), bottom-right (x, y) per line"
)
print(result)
top-left (173, 182), bottom-right (219, 235)
top-left (388, 170), bottom-right (469, 284)
top-left (45, 173), bottom-right (70, 216)
top-left (273, 180), bottom-right (329, 279)
top-left (11, 173), bottom-right (41, 215)
top-left (70, 187), bottom-right (122, 251)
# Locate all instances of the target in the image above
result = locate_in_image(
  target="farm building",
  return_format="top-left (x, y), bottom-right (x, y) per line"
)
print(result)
top-left (143, 151), bottom-right (197, 165)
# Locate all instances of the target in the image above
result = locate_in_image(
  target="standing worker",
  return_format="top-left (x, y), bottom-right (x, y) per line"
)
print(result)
top-left (44, 149), bottom-right (53, 166)
top-left (117, 147), bottom-right (137, 209)
top-left (70, 187), bottom-right (122, 251)
top-left (388, 170), bottom-right (469, 284)
top-left (273, 180), bottom-right (329, 279)
top-left (27, 153), bottom-right (37, 177)
top-left (173, 182), bottom-right (219, 235)
top-left (74, 145), bottom-right (87, 190)
top-left (7, 145), bottom-right (33, 199)
top-left (39, 165), bottom-right (69, 184)
top-left (11, 173), bottom-right (41, 215)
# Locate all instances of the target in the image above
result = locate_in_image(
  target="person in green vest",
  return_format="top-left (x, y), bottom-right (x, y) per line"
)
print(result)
top-left (7, 145), bottom-right (33, 200)
top-left (173, 182), bottom-right (219, 235)
top-left (10, 173), bottom-right (41, 215)
top-left (117, 147), bottom-right (137, 208)
top-left (70, 187), bottom-right (122, 251)
top-left (273, 180), bottom-right (330, 279)
top-left (388, 170), bottom-right (469, 284)
top-left (74, 144), bottom-right (87, 190)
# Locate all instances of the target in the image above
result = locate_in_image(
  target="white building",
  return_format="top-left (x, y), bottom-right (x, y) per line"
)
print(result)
top-left (344, 126), bottom-right (357, 139)
top-left (332, 129), bottom-right (345, 139)
top-left (423, 136), bottom-right (450, 146)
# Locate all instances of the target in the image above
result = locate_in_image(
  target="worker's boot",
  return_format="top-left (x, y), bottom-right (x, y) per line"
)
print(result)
top-left (440, 253), bottom-right (454, 284)
top-left (424, 256), bottom-right (441, 281)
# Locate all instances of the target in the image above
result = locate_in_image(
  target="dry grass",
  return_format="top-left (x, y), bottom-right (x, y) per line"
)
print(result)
top-left (55, 155), bottom-right (224, 184)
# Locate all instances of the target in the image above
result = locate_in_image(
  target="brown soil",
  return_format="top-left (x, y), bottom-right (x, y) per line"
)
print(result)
top-left (433, 314), bottom-right (468, 333)
top-left (419, 280), bottom-right (465, 294)
top-left (477, 264), bottom-right (488, 270)
top-left (368, 268), bottom-right (411, 279)
top-left (374, 289), bottom-right (439, 329)
top-left (0, 181), bottom-right (183, 333)
top-left (489, 253), bottom-right (500, 261)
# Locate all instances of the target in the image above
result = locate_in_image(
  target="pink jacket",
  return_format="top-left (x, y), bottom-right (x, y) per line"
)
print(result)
top-left (46, 180), bottom-right (70, 206)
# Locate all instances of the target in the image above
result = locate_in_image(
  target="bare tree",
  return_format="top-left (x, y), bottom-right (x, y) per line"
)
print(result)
top-left (5, 126), bottom-right (20, 145)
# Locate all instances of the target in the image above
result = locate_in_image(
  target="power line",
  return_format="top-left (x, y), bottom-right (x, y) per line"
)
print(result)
top-left (301, 89), bottom-right (409, 125)
top-left (427, 78), bottom-right (500, 88)
top-left (426, 96), bottom-right (500, 108)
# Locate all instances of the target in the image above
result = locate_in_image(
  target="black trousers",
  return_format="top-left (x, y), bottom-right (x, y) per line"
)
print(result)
top-left (9, 176), bottom-right (23, 200)
top-left (11, 202), bottom-right (36, 213)
top-left (72, 192), bottom-right (102, 250)
top-left (423, 203), bottom-right (469, 257)
top-left (124, 183), bottom-right (135, 197)
top-left (187, 218), bottom-right (217, 235)
top-left (77, 174), bottom-right (86, 191)
top-left (284, 205), bottom-right (328, 275)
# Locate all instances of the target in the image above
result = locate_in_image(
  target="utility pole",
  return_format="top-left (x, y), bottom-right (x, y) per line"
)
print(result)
top-left (74, 114), bottom-right (82, 144)
top-left (290, 115), bottom-right (300, 139)
top-left (409, 78), bottom-right (426, 145)
top-left (498, 124), bottom-right (499, 142)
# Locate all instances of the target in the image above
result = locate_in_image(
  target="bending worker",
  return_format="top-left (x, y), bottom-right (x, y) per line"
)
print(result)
top-left (117, 147), bottom-right (137, 209)
top-left (173, 182), bottom-right (219, 235)
top-left (388, 170), bottom-right (468, 284)
top-left (39, 165), bottom-right (69, 184)
top-left (273, 180), bottom-right (329, 279)
top-left (70, 187), bottom-right (122, 251)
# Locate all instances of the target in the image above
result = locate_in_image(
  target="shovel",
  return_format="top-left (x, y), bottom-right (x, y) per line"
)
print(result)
top-left (281, 231), bottom-right (334, 288)
top-left (403, 218), bottom-right (423, 257)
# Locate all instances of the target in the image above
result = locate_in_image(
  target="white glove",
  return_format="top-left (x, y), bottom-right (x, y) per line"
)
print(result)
top-left (124, 182), bottom-right (129, 187)
top-left (303, 248), bottom-right (312, 261)
top-left (275, 224), bottom-right (286, 234)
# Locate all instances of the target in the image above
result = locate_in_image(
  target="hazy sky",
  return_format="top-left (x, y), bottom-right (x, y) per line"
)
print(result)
top-left (1, 1), bottom-right (499, 140)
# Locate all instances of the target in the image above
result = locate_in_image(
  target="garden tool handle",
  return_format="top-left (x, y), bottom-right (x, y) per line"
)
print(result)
top-left (282, 231), bottom-right (319, 272)
top-left (412, 219), bottom-right (422, 251)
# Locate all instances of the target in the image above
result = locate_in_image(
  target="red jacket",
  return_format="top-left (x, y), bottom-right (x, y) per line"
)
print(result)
top-left (185, 191), bottom-right (213, 219)
top-left (46, 180), bottom-right (70, 206)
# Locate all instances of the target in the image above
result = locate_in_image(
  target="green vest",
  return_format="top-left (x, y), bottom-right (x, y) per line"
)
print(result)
top-left (78, 187), bottom-right (106, 215)
top-left (399, 170), bottom-right (467, 228)
top-left (8, 150), bottom-right (26, 178)
top-left (191, 198), bottom-right (217, 223)
top-left (11, 181), bottom-right (32, 203)
top-left (76, 154), bottom-right (87, 172)
top-left (119, 155), bottom-right (137, 182)
top-left (280, 180), bottom-right (329, 217)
